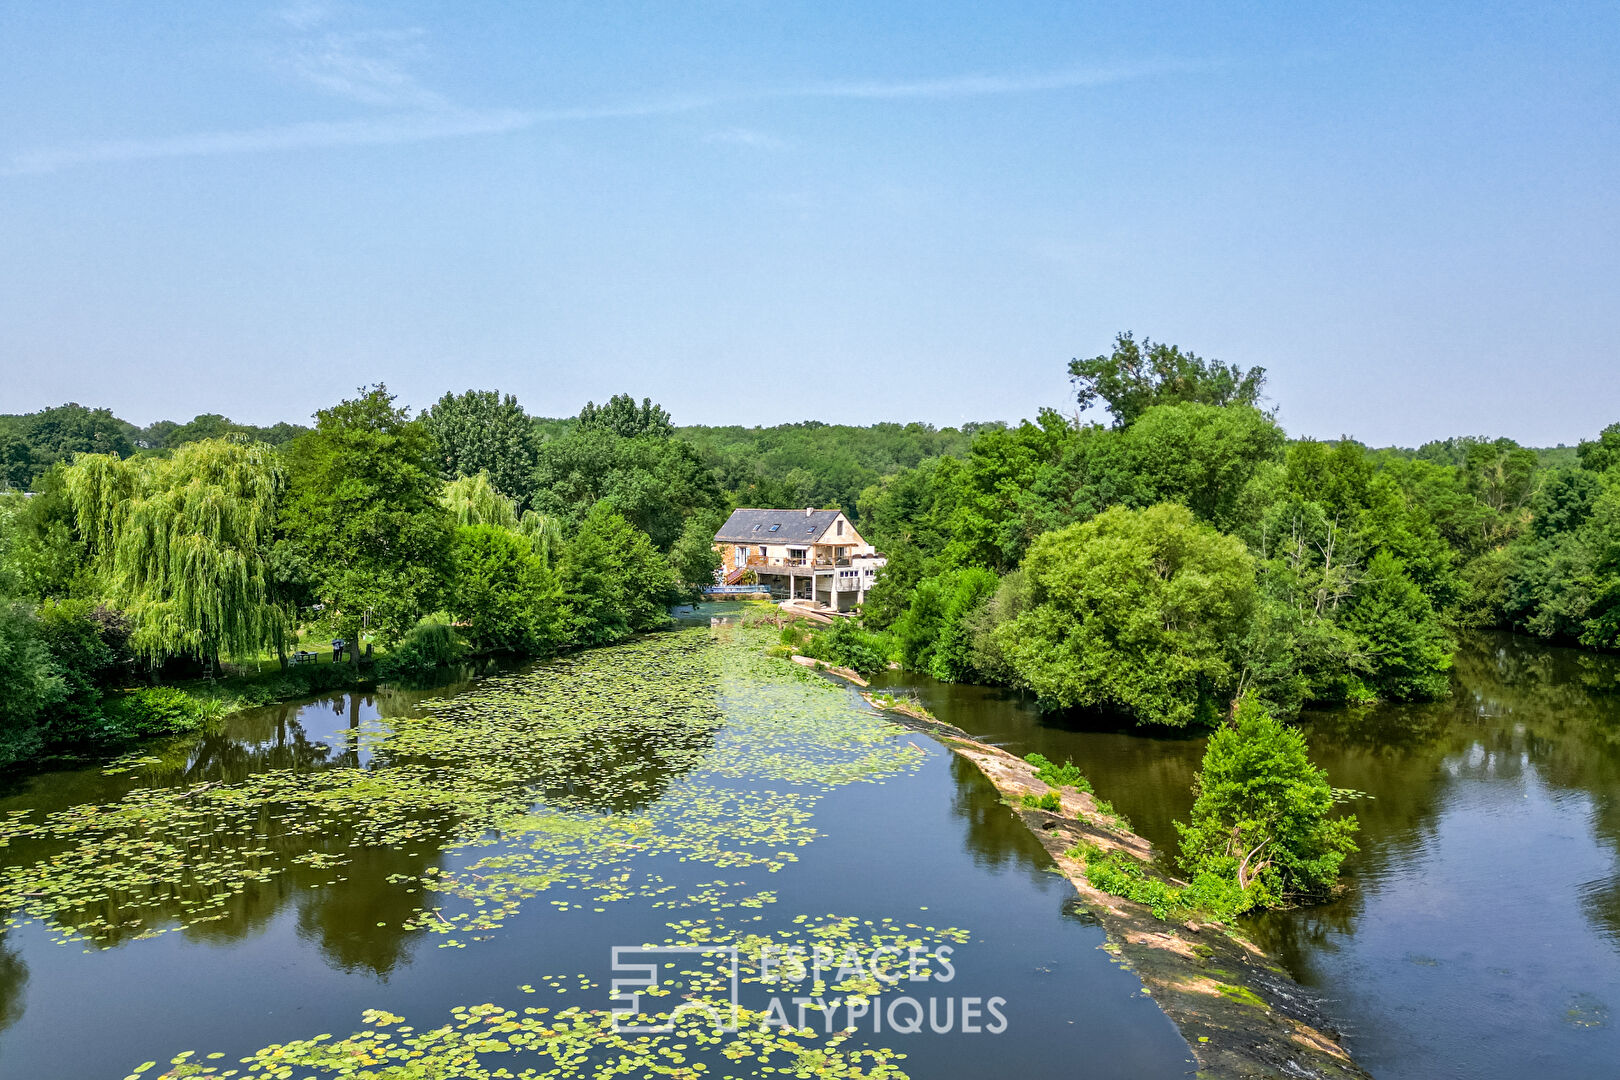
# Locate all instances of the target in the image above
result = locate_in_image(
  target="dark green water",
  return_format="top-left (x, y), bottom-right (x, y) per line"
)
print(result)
top-left (875, 633), bottom-right (1620, 1080)
top-left (0, 614), bottom-right (1195, 1079)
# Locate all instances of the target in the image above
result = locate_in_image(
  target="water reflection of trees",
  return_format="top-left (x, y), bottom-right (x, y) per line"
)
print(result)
top-left (2, 642), bottom-right (727, 990)
top-left (1253, 632), bottom-right (1620, 969)
top-left (293, 843), bottom-right (440, 978)
top-left (913, 631), bottom-right (1620, 973)
top-left (946, 754), bottom-right (1052, 875)
top-left (0, 693), bottom-right (461, 979)
top-left (885, 675), bottom-right (1209, 856)
top-left (1452, 634), bottom-right (1620, 948)
top-left (0, 941), bottom-right (25, 1038)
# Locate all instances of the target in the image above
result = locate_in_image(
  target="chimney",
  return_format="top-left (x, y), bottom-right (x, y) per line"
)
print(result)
top-left (805, 507), bottom-right (813, 516)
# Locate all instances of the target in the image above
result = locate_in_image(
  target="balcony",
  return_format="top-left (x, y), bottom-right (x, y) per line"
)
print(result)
top-left (745, 554), bottom-right (854, 569)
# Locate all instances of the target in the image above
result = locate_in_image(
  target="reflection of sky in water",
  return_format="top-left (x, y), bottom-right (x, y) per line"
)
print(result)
top-left (293, 694), bottom-right (390, 770)
top-left (1290, 749), bottom-right (1620, 1080)
top-left (220, 692), bottom-right (393, 770)
top-left (873, 632), bottom-right (1620, 1080)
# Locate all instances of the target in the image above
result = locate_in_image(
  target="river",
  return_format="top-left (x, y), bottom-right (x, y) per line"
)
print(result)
top-left (0, 614), bottom-right (1194, 1079)
top-left (874, 631), bottom-right (1620, 1080)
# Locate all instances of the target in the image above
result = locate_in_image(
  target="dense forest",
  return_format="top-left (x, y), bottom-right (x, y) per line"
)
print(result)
top-left (2, 334), bottom-right (1616, 774)
top-left (849, 335), bottom-right (1620, 724)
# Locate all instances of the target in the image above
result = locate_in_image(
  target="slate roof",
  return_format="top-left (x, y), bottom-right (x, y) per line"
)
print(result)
top-left (714, 508), bottom-right (844, 544)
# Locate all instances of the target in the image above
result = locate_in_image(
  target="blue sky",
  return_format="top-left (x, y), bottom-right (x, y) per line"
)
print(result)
top-left (2, 2), bottom-right (1616, 445)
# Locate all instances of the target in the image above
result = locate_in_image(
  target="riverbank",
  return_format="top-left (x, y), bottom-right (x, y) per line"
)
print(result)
top-left (0, 623), bottom-right (1201, 1079)
top-left (5, 623), bottom-right (662, 783)
top-left (855, 687), bottom-right (1373, 1080)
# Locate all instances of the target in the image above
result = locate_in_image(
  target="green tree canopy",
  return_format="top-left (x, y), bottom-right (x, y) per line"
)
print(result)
top-left (1121, 402), bottom-right (1284, 532)
top-left (1069, 332), bottom-right (1268, 427)
top-left (687, 419), bottom-right (972, 519)
top-left (1341, 550), bottom-right (1454, 700)
top-left (441, 471), bottom-right (520, 530)
top-left (667, 512), bottom-right (724, 600)
top-left (1578, 422), bottom-right (1620, 474)
top-left (577, 394), bottom-right (674, 440)
top-left (938, 410), bottom-right (1076, 571)
top-left (1499, 471), bottom-right (1620, 649)
top-left (891, 566), bottom-right (998, 682)
top-left (133, 415), bottom-right (307, 451)
top-left (996, 503), bottom-right (1259, 725)
top-left (447, 524), bottom-right (563, 655)
top-left (1176, 694), bottom-right (1358, 905)
top-left (279, 385), bottom-right (452, 648)
top-left (163, 414), bottom-right (243, 447)
top-left (0, 430), bottom-right (33, 491)
top-left (0, 403), bottom-right (133, 490)
top-left (531, 427), bottom-right (722, 551)
top-left (559, 504), bottom-right (681, 646)
top-left (61, 438), bottom-right (290, 665)
top-left (423, 389), bottom-right (541, 505)
top-left (32, 599), bottom-right (131, 746)
top-left (0, 602), bottom-right (63, 765)
top-left (0, 474), bottom-right (93, 601)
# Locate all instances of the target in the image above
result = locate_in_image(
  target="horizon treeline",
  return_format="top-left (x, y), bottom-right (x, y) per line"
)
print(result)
top-left (2, 332), bottom-right (1617, 766)
top-left (0, 401), bottom-right (990, 505)
top-left (0, 393), bottom-right (1589, 509)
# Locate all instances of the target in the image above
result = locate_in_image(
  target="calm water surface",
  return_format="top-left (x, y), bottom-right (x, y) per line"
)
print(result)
top-left (876, 632), bottom-right (1620, 1080)
top-left (0, 610), bottom-right (1193, 1079)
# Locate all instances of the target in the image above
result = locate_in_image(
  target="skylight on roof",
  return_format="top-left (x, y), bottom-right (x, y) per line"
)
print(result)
top-left (769, 524), bottom-right (780, 532)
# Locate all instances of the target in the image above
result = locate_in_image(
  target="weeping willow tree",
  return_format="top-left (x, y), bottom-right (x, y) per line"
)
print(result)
top-left (61, 439), bottom-right (290, 667)
top-left (442, 472), bottom-right (561, 567)
top-left (441, 471), bottom-right (519, 529)
top-left (518, 509), bottom-right (563, 568)
top-left (62, 450), bottom-right (141, 562)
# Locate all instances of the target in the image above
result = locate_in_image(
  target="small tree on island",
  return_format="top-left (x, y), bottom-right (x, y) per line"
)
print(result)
top-left (1176, 694), bottom-right (1358, 908)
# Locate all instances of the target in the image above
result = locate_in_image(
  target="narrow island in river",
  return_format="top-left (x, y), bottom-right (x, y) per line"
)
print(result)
top-left (859, 680), bottom-right (1370, 1080)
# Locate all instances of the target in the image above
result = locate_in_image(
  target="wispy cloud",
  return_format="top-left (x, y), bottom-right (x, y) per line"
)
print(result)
top-left (2, 13), bottom-right (1215, 179)
top-left (5, 109), bottom-right (534, 175)
top-left (283, 27), bottom-right (445, 109)
top-left (275, 1), bottom-right (334, 33)
top-left (270, 3), bottom-right (452, 110)
top-left (3, 96), bottom-right (735, 176)
top-left (703, 127), bottom-right (789, 151)
top-left (787, 60), bottom-right (1216, 101)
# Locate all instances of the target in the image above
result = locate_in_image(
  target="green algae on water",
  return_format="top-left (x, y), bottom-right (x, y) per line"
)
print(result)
top-left (129, 911), bottom-right (971, 1080)
top-left (1, 629), bottom-right (924, 949)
